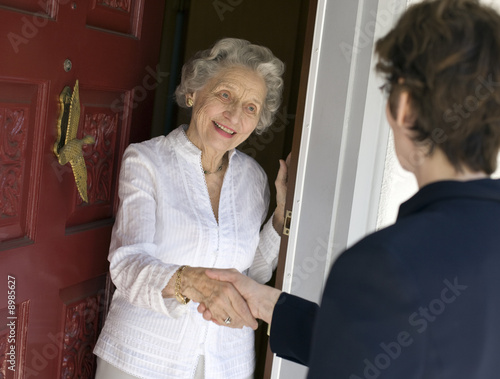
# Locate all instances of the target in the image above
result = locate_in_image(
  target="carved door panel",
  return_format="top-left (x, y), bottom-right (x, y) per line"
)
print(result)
top-left (0, 1), bottom-right (165, 378)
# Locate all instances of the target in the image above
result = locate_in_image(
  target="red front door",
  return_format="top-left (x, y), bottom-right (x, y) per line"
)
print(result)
top-left (0, 1), bottom-right (165, 378)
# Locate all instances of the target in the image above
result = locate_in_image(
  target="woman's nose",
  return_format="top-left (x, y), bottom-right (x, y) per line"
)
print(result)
top-left (223, 103), bottom-right (242, 123)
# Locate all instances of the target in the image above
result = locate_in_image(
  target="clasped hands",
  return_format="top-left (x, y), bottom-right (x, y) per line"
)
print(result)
top-left (195, 268), bottom-right (282, 330)
top-left (169, 266), bottom-right (280, 330)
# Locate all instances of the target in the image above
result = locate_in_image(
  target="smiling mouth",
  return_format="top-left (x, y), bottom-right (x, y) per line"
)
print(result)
top-left (214, 121), bottom-right (236, 135)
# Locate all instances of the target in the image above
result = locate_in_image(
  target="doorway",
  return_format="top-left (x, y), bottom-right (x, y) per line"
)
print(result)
top-left (150, 1), bottom-right (314, 377)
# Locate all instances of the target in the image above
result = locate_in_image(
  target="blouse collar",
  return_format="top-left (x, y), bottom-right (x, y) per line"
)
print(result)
top-left (170, 124), bottom-right (237, 164)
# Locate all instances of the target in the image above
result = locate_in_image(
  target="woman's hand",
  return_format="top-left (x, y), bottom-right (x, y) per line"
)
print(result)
top-left (163, 267), bottom-right (258, 330)
top-left (272, 153), bottom-right (291, 233)
top-left (198, 268), bottom-right (282, 325)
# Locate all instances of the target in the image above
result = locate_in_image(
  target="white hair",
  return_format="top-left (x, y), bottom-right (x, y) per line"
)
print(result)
top-left (175, 38), bottom-right (285, 133)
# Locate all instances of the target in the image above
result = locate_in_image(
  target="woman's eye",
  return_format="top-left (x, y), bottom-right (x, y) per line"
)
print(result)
top-left (247, 104), bottom-right (257, 114)
top-left (220, 92), bottom-right (230, 100)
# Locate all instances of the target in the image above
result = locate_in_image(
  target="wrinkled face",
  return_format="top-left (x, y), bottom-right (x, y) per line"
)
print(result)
top-left (187, 66), bottom-right (267, 154)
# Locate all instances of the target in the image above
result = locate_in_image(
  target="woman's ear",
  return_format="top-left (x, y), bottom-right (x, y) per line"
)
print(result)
top-left (395, 91), bottom-right (415, 128)
top-left (186, 92), bottom-right (196, 107)
top-left (185, 93), bottom-right (193, 107)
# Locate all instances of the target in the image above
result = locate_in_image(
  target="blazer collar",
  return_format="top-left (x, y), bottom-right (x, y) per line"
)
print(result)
top-left (397, 178), bottom-right (500, 220)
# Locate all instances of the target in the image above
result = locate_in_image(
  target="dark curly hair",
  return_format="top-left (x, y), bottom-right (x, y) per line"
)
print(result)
top-left (375, 0), bottom-right (500, 174)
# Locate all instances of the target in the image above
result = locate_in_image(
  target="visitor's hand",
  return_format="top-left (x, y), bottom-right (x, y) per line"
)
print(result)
top-left (273, 153), bottom-right (291, 233)
top-left (198, 269), bottom-right (282, 325)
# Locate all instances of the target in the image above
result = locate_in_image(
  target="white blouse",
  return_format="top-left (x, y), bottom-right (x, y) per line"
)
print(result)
top-left (94, 125), bottom-right (281, 379)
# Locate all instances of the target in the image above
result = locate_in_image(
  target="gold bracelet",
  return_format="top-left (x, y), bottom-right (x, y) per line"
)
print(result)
top-left (175, 265), bottom-right (191, 305)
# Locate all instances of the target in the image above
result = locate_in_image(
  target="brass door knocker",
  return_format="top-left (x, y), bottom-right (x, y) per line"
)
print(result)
top-left (53, 80), bottom-right (95, 203)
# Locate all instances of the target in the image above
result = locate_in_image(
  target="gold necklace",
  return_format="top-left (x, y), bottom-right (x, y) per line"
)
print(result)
top-left (203, 163), bottom-right (223, 175)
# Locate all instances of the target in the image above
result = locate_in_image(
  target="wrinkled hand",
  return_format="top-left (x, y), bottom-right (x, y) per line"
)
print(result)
top-left (197, 269), bottom-right (282, 325)
top-left (273, 153), bottom-right (291, 233)
top-left (181, 267), bottom-right (258, 330)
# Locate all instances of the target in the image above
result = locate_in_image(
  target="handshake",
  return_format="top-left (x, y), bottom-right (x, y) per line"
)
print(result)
top-left (182, 268), bottom-right (282, 330)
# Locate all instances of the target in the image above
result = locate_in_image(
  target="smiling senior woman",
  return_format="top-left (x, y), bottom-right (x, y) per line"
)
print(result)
top-left (93, 38), bottom-right (287, 379)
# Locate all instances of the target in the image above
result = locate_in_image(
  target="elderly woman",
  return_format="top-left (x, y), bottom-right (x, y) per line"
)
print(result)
top-left (93, 38), bottom-right (287, 379)
top-left (203, 0), bottom-right (500, 378)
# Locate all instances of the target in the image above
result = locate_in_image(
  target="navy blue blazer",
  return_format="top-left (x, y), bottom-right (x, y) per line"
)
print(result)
top-left (270, 179), bottom-right (500, 378)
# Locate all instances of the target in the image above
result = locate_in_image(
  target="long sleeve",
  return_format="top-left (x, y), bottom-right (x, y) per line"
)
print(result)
top-left (109, 145), bottom-right (185, 318)
top-left (248, 215), bottom-right (281, 283)
top-left (239, 170), bottom-right (281, 283)
top-left (270, 293), bottom-right (320, 366)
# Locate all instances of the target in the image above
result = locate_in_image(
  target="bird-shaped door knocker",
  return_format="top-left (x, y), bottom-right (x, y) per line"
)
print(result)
top-left (53, 80), bottom-right (95, 203)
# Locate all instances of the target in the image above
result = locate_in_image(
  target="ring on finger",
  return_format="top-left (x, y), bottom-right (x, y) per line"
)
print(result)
top-left (224, 316), bottom-right (232, 325)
